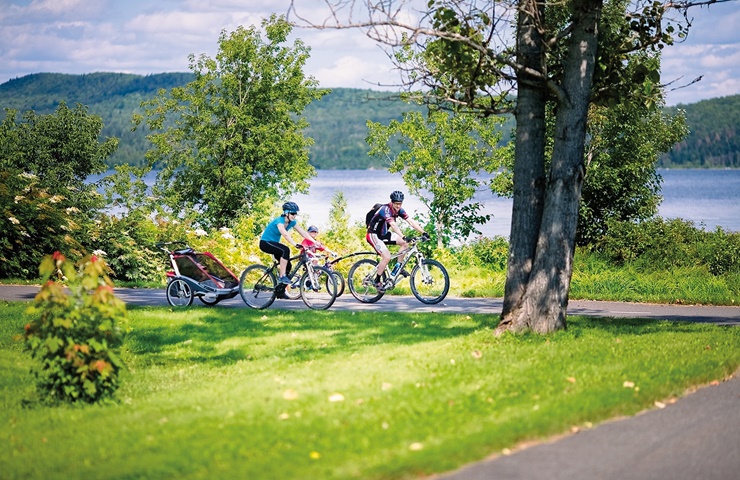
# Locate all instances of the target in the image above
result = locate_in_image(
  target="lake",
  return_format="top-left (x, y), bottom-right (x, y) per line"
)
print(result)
top-left (291, 168), bottom-right (740, 237)
top-left (91, 168), bottom-right (740, 238)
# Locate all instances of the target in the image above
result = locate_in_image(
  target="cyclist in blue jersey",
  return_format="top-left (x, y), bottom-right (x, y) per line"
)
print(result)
top-left (260, 201), bottom-right (316, 286)
top-left (366, 191), bottom-right (425, 291)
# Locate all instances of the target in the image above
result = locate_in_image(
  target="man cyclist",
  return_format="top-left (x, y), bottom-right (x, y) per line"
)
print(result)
top-left (366, 191), bottom-right (425, 291)
top-left (260, 202), bottom-right (316, 287)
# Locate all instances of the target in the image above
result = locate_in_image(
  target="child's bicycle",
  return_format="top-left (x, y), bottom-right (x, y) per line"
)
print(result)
top-left (347, 234), bottom-right (450, 304)
top-left (157, 242), bottom-right (240, 307)
top-left (283, 249), bottom-right (346, 300)
top-left (239, 247), bottom-right (338, 310)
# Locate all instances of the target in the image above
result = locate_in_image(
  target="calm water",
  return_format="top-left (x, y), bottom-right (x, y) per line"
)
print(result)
top-left (91, 168), bottom-right (740, 238)
top-left (292, 168), bottom-right (740, 238)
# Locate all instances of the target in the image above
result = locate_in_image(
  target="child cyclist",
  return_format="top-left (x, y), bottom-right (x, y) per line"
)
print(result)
top-left (301, 225), bottom-right (338, 264)
top-left (259, 202), bottom-right (316, 287)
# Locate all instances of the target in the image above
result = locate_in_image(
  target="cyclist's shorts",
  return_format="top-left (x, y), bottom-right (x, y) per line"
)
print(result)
top-left (366, 231), bottom-right (400, 255)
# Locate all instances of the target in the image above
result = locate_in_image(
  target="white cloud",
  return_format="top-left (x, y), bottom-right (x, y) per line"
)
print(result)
top-left (0, 0), bottom-right (738, 103)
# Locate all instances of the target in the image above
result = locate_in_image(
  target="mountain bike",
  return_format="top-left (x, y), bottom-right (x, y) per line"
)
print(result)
top-left (239, 247), bottom-right (338, 310)
top-left (347, 235), bottom-right (450, 304)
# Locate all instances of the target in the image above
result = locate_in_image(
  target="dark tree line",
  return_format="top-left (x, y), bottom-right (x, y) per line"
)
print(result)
top-left (1, 72), bottom-right (736, 169)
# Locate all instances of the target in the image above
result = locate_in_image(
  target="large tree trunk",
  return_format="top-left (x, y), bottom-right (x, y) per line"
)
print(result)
top-left (499, 0), bottom-right (547, 322)
top-left (497, 0), bottom-right (602, 335)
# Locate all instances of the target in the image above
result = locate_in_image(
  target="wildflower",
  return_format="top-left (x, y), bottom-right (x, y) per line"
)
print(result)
top-left (14, 195), bottom-right (24, 203)
top-left (49, 195), bottom-right (64, 204)
top-left (8, 216), bottom-right (20, 225)
top-left (194, 228), bottom-right (208, 236)
top-left (92, 249), bottom-right (107, 257)
top-left (19, 172), bottom-right (37, 180)
top-left (65, 207), bottom-right (80, 214)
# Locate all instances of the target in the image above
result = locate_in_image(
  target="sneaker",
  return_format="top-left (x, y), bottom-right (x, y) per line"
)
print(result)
top-left (374, 281), bottom-right (386, 293)
top-left (278, 276), bottom-right (291, 284)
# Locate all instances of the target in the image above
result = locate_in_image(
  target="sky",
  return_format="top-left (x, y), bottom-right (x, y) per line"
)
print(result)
top-left (1, 0), bottom-right (738, 106)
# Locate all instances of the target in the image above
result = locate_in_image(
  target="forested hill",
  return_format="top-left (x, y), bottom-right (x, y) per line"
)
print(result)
top-left (1, 72), bottom-right (737, 169)
top-left (660, 95), bottom-right (740, 168)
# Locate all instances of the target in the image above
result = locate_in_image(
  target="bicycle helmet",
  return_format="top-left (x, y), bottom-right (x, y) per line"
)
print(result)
top-left (307, 225), bottom-right (319, 233)
top-left (282, 201), bottom-right (300, 214)
top-left (390, 190), bottom-right (405, 202)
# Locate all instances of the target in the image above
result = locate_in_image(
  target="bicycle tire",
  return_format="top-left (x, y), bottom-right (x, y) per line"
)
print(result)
top-left (332, 271), bottom-right (345, 297)
top-left (239, 264), bottom-right (277, 309)
top-left (300, 266), bottom-right (338, 310)
top-left (410, 259), bottom-right (450, 304)
top-left (166, 278), bottom-right (193, 307)
top-left (348, 258), bottom-right (385, 303)
top-left (198, 296), bottom-right (220, 306)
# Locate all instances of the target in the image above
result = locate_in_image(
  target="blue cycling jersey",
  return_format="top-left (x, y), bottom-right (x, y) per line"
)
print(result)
top-left (261, 215), bottom-right (296, 243)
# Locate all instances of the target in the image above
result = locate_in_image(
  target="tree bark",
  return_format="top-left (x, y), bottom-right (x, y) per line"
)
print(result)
top-left (499, 0), bottom-right (547, 324)
top-left (497, 0), bottom-right (602, 335)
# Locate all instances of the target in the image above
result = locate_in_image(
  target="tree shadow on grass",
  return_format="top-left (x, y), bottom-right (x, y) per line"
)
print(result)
top-left (123, 305), bottom-right (501, 367)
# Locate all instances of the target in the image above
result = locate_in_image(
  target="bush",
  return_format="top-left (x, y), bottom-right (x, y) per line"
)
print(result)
top-left (454, 236), bottom-right (509, 271)
top-left (22, 252), bottom-right (127, 404)
top-left (595, 218), bottom-right (740, 275)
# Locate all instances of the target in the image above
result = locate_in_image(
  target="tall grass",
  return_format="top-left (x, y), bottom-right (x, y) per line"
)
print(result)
top-left (2, 301), bottom-right (739, 479)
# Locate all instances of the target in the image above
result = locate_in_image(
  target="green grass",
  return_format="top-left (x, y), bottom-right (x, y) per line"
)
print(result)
top-left (2, 300), bottom-right (739, 479)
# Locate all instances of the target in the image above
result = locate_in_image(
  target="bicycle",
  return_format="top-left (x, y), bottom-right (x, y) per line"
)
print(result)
top-left (239, 247), bottom-right (338, 310)
top-left (283, 249), bottom-right (346, 300)
top-left (347, 235), bottom-right (450, 304)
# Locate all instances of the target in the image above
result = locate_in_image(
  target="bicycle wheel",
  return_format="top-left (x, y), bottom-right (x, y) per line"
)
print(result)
top-left (282, 268), bottom-right (303, 300)
top-left (348, 258), bottom-right (385, 303)
top-left (166, 278), bottom-right (193, 307)
top-left (239, 264), bottom-right (277, 309)
top-left (410, 259), bottom-right (450, 304)
top-left (300, 266), bottom-right (338, 310)
top-left (198, 294), bottom-right (220, 306)
top-left (332, 271), bottom-right (345, 297)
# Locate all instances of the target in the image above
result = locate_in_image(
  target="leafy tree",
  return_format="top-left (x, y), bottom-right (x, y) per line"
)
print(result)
top-left (290, 0), bottom-right (716, 334)
top-left (0, 103), bottom-right (116, 278)
top-left (133, 15), bottom-right (328, 230)
top-left (366, 108), bottom-right (510, 247)
top-left (579, 87), bottom-right (689, 246)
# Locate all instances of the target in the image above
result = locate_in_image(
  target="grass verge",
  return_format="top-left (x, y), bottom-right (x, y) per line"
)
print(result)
top-left (2, 300), bottom-right (739, 479)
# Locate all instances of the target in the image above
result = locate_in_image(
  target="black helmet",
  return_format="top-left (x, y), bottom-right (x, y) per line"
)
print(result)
top-left (282, 201), bottom-right (300, 214)
top-left (307, 225), bottom-right (319, 233)
top-left (390, 190), bottom-right (405, 202)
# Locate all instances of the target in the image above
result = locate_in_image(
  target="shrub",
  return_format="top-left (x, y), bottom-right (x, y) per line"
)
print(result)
top-left (595, 218), bottom-right (740, 275)
top-left (455, 236), bottom-right (509, 271)
top-left (23, 252), bottom-right (127, 404)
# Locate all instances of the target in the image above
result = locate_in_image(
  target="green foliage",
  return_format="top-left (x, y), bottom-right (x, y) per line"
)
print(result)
top-left (133, 15), bottom-right (328, 229)
top-left (0, 103), bottom-right (116, 278)
top-left (22, 252), bottom-right (127, 404)
top-left (661, 95), bottom-right (740, 167)
top-left (367, 108), bottom-right (510, 246)
top-left (594, 217), bottom-right (740, 275)
top-left (0, 72), bottom-right (193, 168)
top-left (454, 236), bottom-right (510, 271)
top-left (83, 212), bottom-right (165, 284)
top-left (579, 81), bottom-right (689, 245)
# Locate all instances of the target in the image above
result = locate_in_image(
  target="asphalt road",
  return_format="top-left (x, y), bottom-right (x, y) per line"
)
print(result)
top-left (2, 284), bottom-right (739, 326)
top-left (3, 284), bottom-right (739, 479)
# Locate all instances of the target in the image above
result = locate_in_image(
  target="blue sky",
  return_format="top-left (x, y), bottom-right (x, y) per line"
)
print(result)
top-left (1, 0), bottom-right (738, 106)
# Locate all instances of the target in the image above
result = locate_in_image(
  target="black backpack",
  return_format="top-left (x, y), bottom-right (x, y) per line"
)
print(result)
top-left (365, 203), bottom-right (384, 228)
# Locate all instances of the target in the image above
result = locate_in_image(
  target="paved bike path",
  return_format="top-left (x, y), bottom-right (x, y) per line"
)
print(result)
top-left (1, 284), bottom-right (738, 326)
